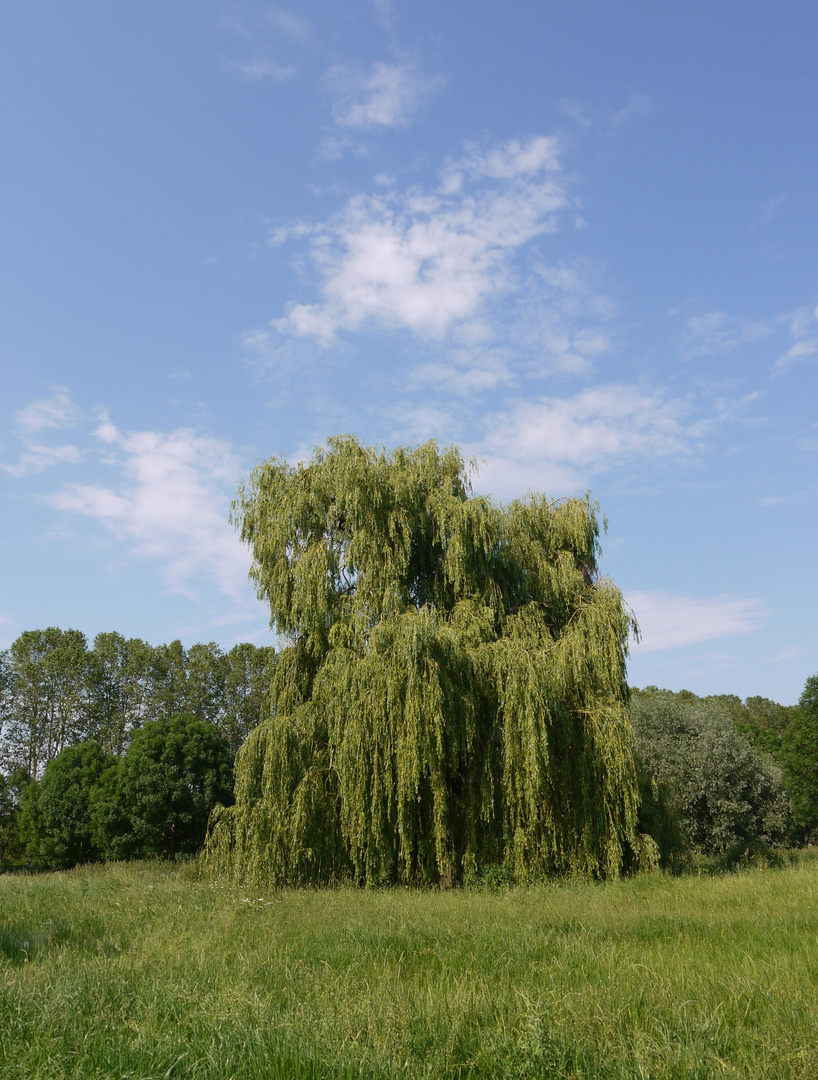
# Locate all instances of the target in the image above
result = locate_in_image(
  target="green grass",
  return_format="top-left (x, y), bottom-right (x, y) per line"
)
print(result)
top-left (2, 859), bottom-right (818, 1078)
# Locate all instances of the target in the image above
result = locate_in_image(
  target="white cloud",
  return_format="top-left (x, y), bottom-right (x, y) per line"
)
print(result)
top-left (440, 135), bottom-right (561, 187)
top-left (456, 384), bottom-right (698, 500)
top-left (774, 304), bottom-right (818, 372)
top-left (486, 384), bottom-right (689, 473)
top-left (14, 387), bottom-right (80, 434)
top-left (626, 590), bottom-right (765, 652)
top-left (272, 135), bottom-right (569, 342)
top-left (50, 425), bottom-right (251, 599)
top-left (399, 256), bottom-right (617, 393)
top-left (679, 311), bottom-right (771, 357)
top-left (1, 442), bottom-right (83, 477)
top-left (323, 60), bottom-right (445, 130)
top-left (472, 455), bottom-right (585, 501)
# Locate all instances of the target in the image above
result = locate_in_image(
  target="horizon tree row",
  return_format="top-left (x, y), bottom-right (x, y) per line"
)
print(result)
top-left (0, 630), bottom-right (275, 777)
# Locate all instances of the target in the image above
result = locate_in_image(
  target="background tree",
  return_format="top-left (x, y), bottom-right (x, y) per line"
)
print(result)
top-left (630, 688), bottom-right (792, 855)
top-left (1, 629), bottom-right (91, 778)
top-left (184, 642), bottom-right (227, 725)
top-left (1, 630), bottom-right (272, 774)
top-left (0, 650), bottom-right (13, 751)
top-left (0, 768), bottom-right (30, 872)
top-left (781, 674), bottom-right (818, 842)
top-left (147, 639), bottom-right (189, 721)
top-left (92, 715), bottom-right (233, 859)
top-left (218, 643), bottom-right (275, 755)
top-left (18, 741), bottom-right (115, 869)
top-left (706, 693), bottom-right (798, 760)
top-left (207, 435), bottom-right (644, 885)
top-left (86, 632), bottom-right (156, 756)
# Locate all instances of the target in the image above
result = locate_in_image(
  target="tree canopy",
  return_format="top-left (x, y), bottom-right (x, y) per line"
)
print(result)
top-left (629, 687), bottom-right (792, 856)
top-left (19, 741), bottom-right (115, 869)
top-left (781, 675), bottom-right (818, 841)
top-left (91, 715), bottom-right (234, 860)
top-left (0, 631), bottom-right (274, 774)
top-left (207, 435), bottom-right (646, 885)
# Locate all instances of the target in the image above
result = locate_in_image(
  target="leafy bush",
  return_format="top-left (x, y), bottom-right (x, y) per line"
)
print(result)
top-left (630, 688), bottom-right (792, 856)
top-left (92, 715), bottom-right (234, 859)
top-left (19, 742), bottom-right (115, 869)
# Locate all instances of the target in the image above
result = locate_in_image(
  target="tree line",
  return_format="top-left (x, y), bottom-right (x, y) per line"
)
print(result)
top-left (0, 628), bottom-right (275, 775)
top-left (5, 664), bottom-right (816, 875)
top-left (0, 630), bottom-right (273, 871)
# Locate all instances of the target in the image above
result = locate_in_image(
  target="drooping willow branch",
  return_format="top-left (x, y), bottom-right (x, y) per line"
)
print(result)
top-left (207, 435), bottom-right (651, 884)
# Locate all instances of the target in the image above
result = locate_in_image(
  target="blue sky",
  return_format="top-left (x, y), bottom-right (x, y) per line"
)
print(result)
top-left (2, 1), bottom-right (817, 702)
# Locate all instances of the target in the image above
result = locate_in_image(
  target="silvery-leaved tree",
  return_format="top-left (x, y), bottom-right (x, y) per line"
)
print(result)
top-left (207, 435), bottom-right (646, 884)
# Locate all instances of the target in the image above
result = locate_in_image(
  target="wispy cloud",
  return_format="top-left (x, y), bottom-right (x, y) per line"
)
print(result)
top-left (264, 9), bottom-right (312, 44)
top-left (626, 590), bottom-right (765, 652)
top-left (483, 384), bottom-right (690, 485)
top-left (608, 93), bottom-right (653, 128)
top-left (14, 387), bottom-right (81, 434)
top-left (396, 256), bottom-right (616, 397)
top-left (323, 59), bottom-right (444, 130)
top-left (220, 8), bottom-right (305, 82)
top-left (559, 98), bottom-right (592, 129)
top-left (771, 645), bottom-right (812, 663)
top-left (270, 134), bottom-right (568, 343)
top-left (751, 193), bottom-right (787, 230)
top-left (774, 303), bottom-right (818, 372)
top-left (50, 423), bottom-right (251, 599)
top-left (558, 94), bottom-right (652, 132)
top-left (225, 58), bottom-right (297, 82)
top-left (450, 383), bottom-right (698, 499)
top-left (0, 387), bottom-right (84, 476)
top-left (1, 443), bottom-right (83, 478)
top-left (679, 311), bottom-right (772, 357)
top-left (366, 0), bottom-right (395, 30)
top-left (509, 258), bottom-right (617, 376)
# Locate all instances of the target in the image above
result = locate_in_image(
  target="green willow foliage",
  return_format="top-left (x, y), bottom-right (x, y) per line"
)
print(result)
top-left (207, 436), bottom-right (646, 884)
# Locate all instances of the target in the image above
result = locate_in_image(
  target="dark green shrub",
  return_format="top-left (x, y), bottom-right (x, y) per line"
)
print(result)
top-left (19, 742), bottom-right (115, 869)
top-left (92, 715), bottom-right (233, 859)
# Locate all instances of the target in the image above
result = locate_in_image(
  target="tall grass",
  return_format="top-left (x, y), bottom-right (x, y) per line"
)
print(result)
top-left (2, 858), bottom-right (818, 1078)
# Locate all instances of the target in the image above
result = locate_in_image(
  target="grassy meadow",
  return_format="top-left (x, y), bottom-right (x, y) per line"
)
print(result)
top-left (2, 859), bottom-right (818, 1079)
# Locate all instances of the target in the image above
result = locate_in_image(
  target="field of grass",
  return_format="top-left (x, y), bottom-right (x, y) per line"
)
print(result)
top-left (2, 859), bottom-right (818, 1079)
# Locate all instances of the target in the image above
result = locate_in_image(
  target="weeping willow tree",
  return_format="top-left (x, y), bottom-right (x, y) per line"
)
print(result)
top-left (207, 435), bottom-right (651, 884)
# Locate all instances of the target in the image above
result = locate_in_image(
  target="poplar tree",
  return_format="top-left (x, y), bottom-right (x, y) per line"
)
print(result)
top-left (207, 436), bottom-right (646, 884)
